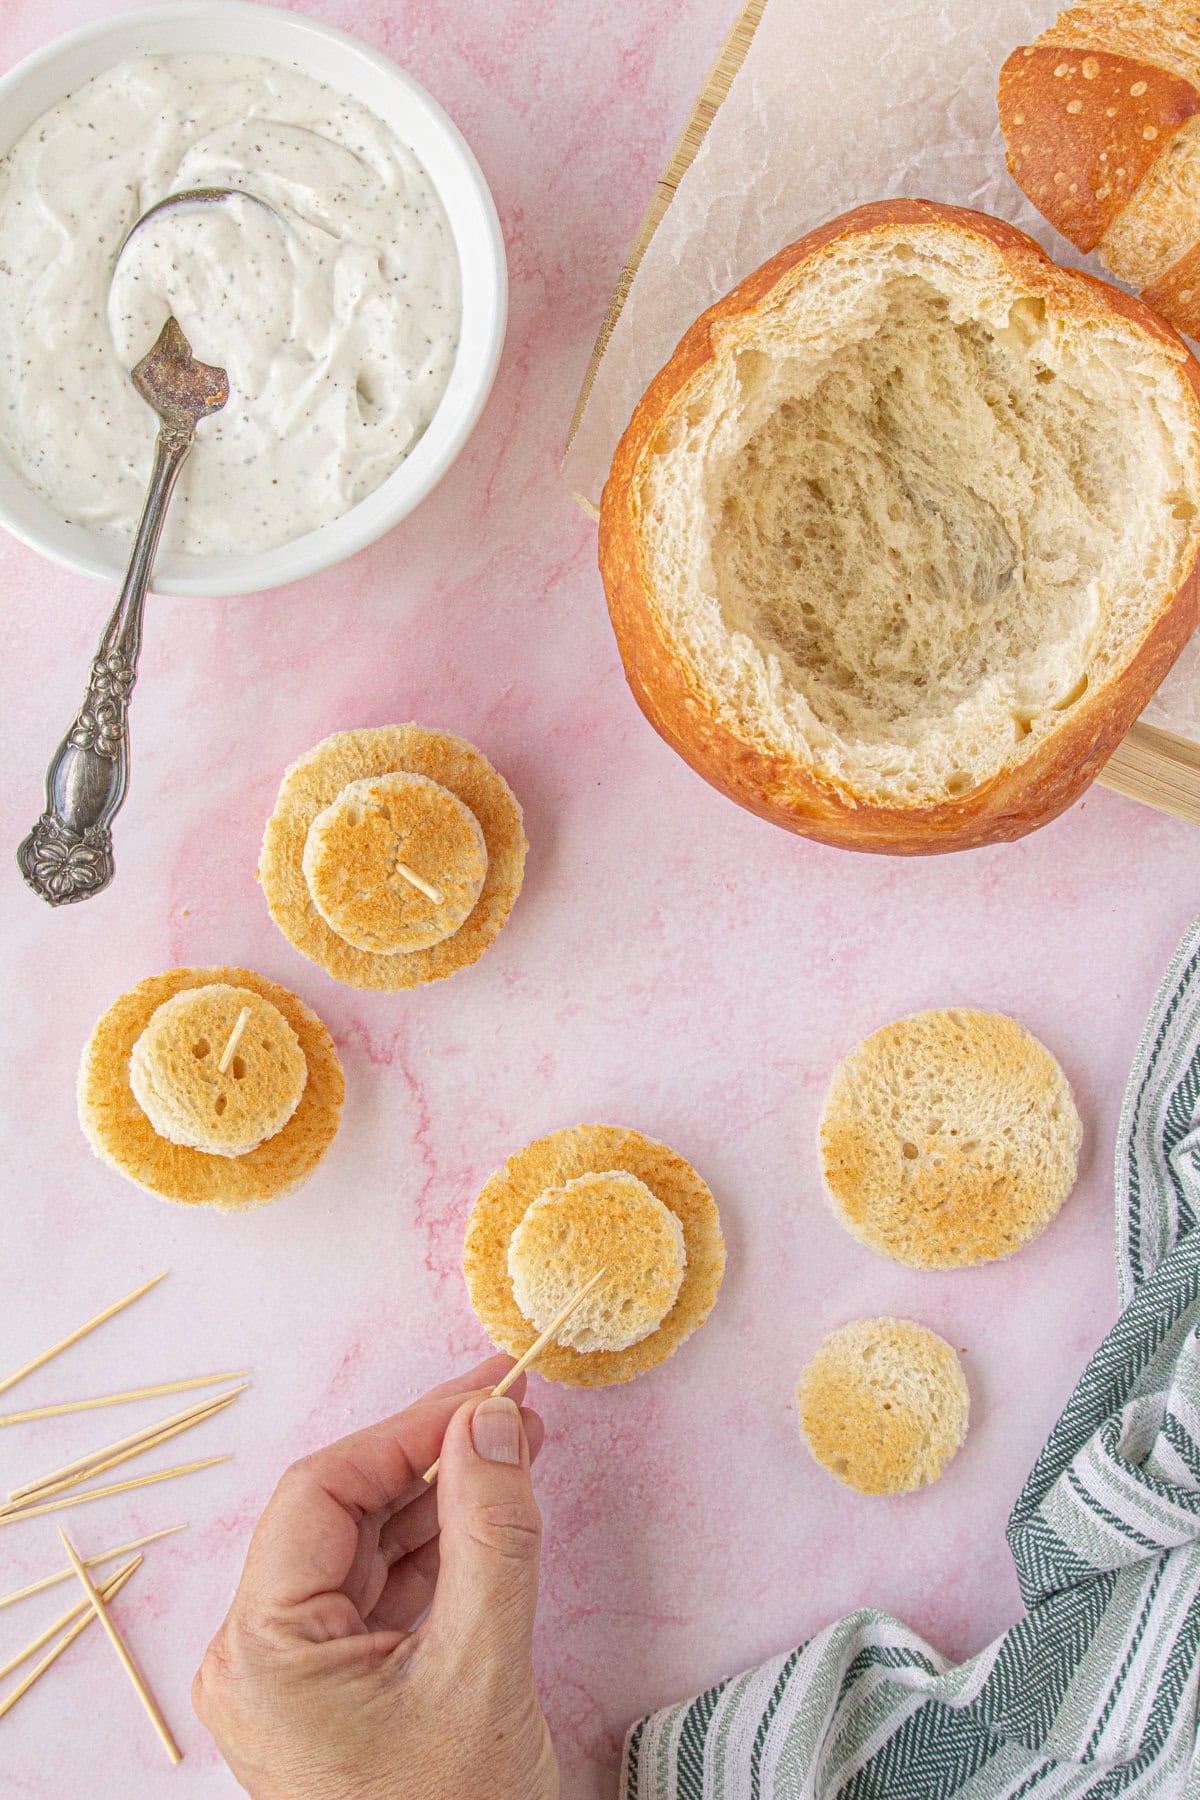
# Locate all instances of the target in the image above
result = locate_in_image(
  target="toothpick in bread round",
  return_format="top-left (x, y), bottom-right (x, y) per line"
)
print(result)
top-left (79, 967), bottom-right (344, 1210)
top-left (260, 726), bottom-right (526, 990)
top-left (797, 1318), bottom-right (969, 1495)
top-left (819, 1008), bottom-right (1081, 1269)
top-left (464, 1125), bottom-right (725, 1386)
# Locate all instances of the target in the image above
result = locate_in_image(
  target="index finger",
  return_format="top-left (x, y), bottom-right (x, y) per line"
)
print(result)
top-left (235, 1355), bottom-right (523, 1622)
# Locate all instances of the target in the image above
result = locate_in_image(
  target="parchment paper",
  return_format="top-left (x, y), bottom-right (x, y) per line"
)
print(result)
top-left (562, 0), bottom-right (1200, 736)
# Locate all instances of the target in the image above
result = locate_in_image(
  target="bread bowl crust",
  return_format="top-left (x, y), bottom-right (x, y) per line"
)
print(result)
top-left (598, 199), bottom-right (1200, 854)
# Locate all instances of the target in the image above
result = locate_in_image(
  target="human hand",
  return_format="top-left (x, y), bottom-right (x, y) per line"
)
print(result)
top-left (193, 1355), bottom-right (557, 1800)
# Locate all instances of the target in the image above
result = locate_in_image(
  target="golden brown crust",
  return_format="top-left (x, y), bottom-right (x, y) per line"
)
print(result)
top-left (1001, 6), bottom-right (1200, 337)
top-left (1144, 236), bottom-right (1200, 336)
top-left (598, 199), bottom-right (1200, 854)
top-left (260, 727), bottom-right (526, 989)
top-left (463, 1125), bottom-right (725, 1387)
top-left (999, 46), bottom-right (1200, 254)
top-left (78, 967), bottom-right (344, 1211)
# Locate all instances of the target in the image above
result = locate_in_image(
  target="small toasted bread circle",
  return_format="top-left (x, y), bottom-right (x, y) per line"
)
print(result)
top-left (820, 1009), bottom-right (1081, 1269)
top-left (798, 1318), bottom-right (969, 1495)
top-left (303, 773), bottom-right (488, 955)
top-left (465, 1125), bottom-right (724, 1386)
top-left (79, 966), bottom-right (343, 1211)
top-left (508, 1172), bottom-right (687, 1352)
top-left (130, 984), bottom-right (306, 1157)
top-left (260, 726), bottom-right (526, 991)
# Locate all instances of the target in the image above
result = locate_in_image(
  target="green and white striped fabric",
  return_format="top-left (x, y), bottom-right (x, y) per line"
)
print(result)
top-left (623, 920), bottom-right (1200, 1800)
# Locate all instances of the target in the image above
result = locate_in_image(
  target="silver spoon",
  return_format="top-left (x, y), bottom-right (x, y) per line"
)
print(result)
top-left (17, 187), bottom-right (274, 907)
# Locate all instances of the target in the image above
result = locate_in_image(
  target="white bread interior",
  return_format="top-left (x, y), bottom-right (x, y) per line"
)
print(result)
top-left (1040, 1), bottom-right (1200, 88)
top-left (639, 223), bottom-right (1200, 805)
top-left (1100, 116), bottom-right (1200, 289)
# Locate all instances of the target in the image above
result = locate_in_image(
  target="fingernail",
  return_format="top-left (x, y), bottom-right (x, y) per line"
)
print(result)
top-left (472, 1396), bottom-right (522, 1465)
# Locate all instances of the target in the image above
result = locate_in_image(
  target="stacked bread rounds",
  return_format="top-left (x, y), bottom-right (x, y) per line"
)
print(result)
top-left (464, 1126), bottom-right (724, 1386)
top-left (599, 200), bottom-right (1200, 853)
top-left (261, 726), bottom-right (526, 989)
top-left (79, 967), bottom-right (343, 1210)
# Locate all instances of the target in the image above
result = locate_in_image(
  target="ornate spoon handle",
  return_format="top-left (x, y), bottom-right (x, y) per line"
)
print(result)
top-left (17, 424), bottom-right (194, 906)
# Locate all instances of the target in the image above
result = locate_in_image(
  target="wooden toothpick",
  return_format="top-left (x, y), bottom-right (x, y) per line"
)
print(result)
top-left (0, 1457), bottom-right (230, 1526)
top-left (0, 1555), bottom-right (142, 1721)
top-left (0, 1527), bottom-right (186, 1611)
top-left (217, 1006), bottom-right (252, 1075)
top-left (395, 860), bottom-right (445, 906)
top-left (423, 1268), bottom-right (608, 1484)
top-left (0, 1273), bottom-right (167, 1399)
top-left (8, 1383), bottom-right (247, 1504)
top-left (0, 1370), bottom-right (251, 1427)
top-left (58, 1528), bottom-right (181, 1764)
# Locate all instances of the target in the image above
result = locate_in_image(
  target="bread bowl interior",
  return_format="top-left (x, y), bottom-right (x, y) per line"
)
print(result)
top-left (636, 222), bottom-right (1200, 811)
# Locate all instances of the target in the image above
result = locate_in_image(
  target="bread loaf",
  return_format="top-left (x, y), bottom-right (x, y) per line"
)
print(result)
top-left (599, 200), bottom-right (1200, 853)
top-left (1000, 3), bottom-right (1200, 340)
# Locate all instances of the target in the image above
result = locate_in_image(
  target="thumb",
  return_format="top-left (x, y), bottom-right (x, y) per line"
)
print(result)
top-left (425, 1394), bottom-right (543, 1663)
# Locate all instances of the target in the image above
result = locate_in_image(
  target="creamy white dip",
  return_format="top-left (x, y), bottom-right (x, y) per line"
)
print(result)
top-left (0, 53), bottom-right (461, 557)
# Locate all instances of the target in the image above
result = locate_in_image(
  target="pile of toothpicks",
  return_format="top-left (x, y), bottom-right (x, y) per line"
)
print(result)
top-left (0, 1270), bottom-right (248, 1760)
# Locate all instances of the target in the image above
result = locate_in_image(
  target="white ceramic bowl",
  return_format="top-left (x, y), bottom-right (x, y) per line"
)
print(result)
top-left (0, 2), bottom-right (507, 596)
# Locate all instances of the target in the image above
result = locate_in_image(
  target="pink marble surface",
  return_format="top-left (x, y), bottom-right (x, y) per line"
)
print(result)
top-left (1, 1), bottom-right (1198, 1795)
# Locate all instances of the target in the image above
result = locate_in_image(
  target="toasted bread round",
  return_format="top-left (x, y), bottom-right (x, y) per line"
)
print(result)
top-left (302, 772), bottom-right (488, 955)
top-left (599, 200), bottom-right (1200, 854)
top-left (465, 1125), bottom-right (724, 1386)
top-left (820, 1009), bottom-right (1081, 1269)
top-left (798, 1317), bottom-right (969, 1494)
top-left (79, 967), bottom-right (343, 1210)
top-left (508, 1171), bottom-right (687, 1352)
top-left (261, 726), bottom-right (526, 990)
top-left (129, 983), bottom-right (306, 1157)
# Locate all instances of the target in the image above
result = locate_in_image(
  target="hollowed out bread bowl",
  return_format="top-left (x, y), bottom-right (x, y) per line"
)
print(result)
top-left (599, 200), bottom-right (1200, 853)
top-left (78, 966), bottom-right (343, 1210)
top-left (463, 1124), bottom-right (725, 1387)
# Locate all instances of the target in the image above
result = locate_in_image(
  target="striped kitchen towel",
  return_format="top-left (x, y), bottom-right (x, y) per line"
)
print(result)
top-left (623, 919), bottom-right (1200, 1800)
